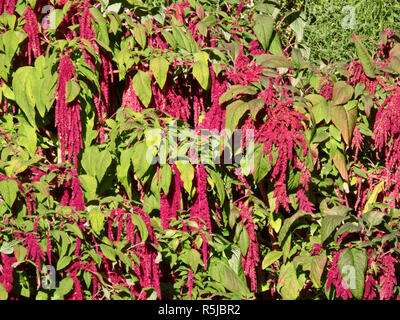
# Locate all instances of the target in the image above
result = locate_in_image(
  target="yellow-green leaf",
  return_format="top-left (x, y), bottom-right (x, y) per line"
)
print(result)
top-left (363, 181), bottom-right (385, 214)
top-left (132, 70), bottom-right (152, 107)
top-left (133, 24), bottom-right (147, 49)
top-left (353, 34), bottom-right (376, 79)
top-left (331, 103), bottom-right (357, 145)
top-left (262, 251), bottom-right (282, 269)
top-left (150, 56), bottom-right (169, 89)
top-left (88, 207), bottom-right (104, 235)
top-left (192, 60), bottom-right (209, 90)
top-left (0, 179), bottom-right (18, 208)
top-left (253, 14), bottom-right (274, 51)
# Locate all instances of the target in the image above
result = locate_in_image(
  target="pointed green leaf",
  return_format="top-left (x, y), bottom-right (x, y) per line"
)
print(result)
top-left (331, 104), bottom-right (356, 145)
top-left (310, 254), bottom-right (327, 288)
top-left (224, 100), bottom-right (249, 133)
top-left (255, 54), bottom-right (293, 69)
top-left (253, 143), bottom-right (271, 184)
top-left (238, 226), bottom-right (250, 256)
top-left (353, 34), bottom-right (376, 79)
top-left (192, 60), bottom-right (209, 90)
top-left (176, 161), bottom-right (194, 194)
top-left (321, 215), bottom-right (347, 243)
top-left (99, 244), bottom-right (116, 262)
top-left (88, 208), bottom-right (104, 235)
top-left (65, 79), bottom-right (80, 103)
top-left (249, 98), bottom-right (265, 120)
top-left (131, 214), bottom-right (148, 242)
top-left (95, 149), bottom-right (112, 182)
top-left (89, 7), bottom-right (109, 46)
top-left (57, 255), bottom-right (72, 270)
top-left (159, 164), bottom-right (172, 195)
top-left (0, 179), bottom-right (18, 208)
top-left (278, 210), bottom-right (310, 244)
top-left (12, 66), bottom-right (38, 127)
top-left (338, 248), bottom-right (367, 300)
top-left (219, 85), bottom-right (257, 105)
top-left (262, 251), bottom-right (282, 269)
top-left (56, 277), bottom-right (74, 297)
top-left (132, 70), bottom-right (152, 107)
top-left (332, 81), bottom-right (353, 106)
top-left (253, 14), bottom-right (274, 51)
top-left (187, 248), bottom-right (201, 273)
top-left (133, 24), bottom-right (147, 49)
top-left (150, 56), bottom-right (169, 89)
top-left (332, 148), bottom-right (349, 181)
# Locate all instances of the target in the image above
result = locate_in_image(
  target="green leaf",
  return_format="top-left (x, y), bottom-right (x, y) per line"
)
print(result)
top-left (192, 60), bottom-right (209, 90)
top-left (65, 79), bottom-right (80, 103)
top-left (132, 70), bottom-right (152, 107)
top-left (79, 174), bottom-right (97, 201)
top-left (0, 240), bottom-right (20, 255)
top-left (363, 210), bottom-right (385, 226)
top-left (197, 21), bottom-right (208, 37)
top-left (334, 223), bottom-right (362, 243)
top-left (132, 141), bottom-right (151, 180)
top-left (255, 54), bottom-right (293, 69)
top-left (131, 214), bottom-right (148, 242)
top-left (176, 161), bottom-right (194, 194)
top-left (89, 7), bottom-right (109, 46)
top-left (88, 207), bottom-right (104, 235)
top-left (278, 210), bottom-right (310, 244)
top-left (305, 94), bottom-right (330, 124)
top-left (17, 122), bottom-right (37, 157)
top-left (56, 277), bottom-right (74, 297)
top-left (248, 98), bottom-right (265, 120)
top-left (332, 81), bottom-right (354, 106)
top-left (161, 30), bottom-right (176, 50)
top-left (0, 283), bottom-right (8, 300)
top-left (390, 55), bottom-right (400, 74)
top-left (100, 244), bottom-right (116, 261)
top-left (321, 215), bottom-right (347, 243)
top-left (219, 85), bottom-right (257, 105)
top-left (237, 226), bottom-right (250, 256)
top-left (253, 14), bottom-right (274, 51)
top-left (224, 100), bottom-right (249, 133)
top-left (172, 26), bottom-right (198, 52)
top-left (363, 181), bottom-right (385, 214)
top-left (269, 31), bottom-right (284, 56)
top-left (81, 146), bottom-right (98, 178)
top-left (0, 179), bottom-right (18, 208)
top-left (353, 34), bottom-right (376, 79)
top-left (150, 56), bottom-right (169, 89)
top-left (12, 66), bottom-right (38, 127)
top-left (253, 143), bottom-right (271, 184)
top-left (56, 255), bottom-right (72, 270)
top-left (187, 248), bottom-right (201, 273)
top-left (277, 262), bottom-right (303, 300)
top-left (159, 164), bottom-right (172, 195)
top-left (14, 244), bottom-right (26, 262)
top-left (310, 254), bottom-right (327, 288)
top-left (338, 248), bottom-right (367, 300)
top-left (116, 249), bottom-right (133, 270)
top-left (65, 223), bottom-right (83, 239)
top-left (207, 169), bottom-right (225, 204)
top-left (96, 149), bottom-right (112, 182)
top-left (209, 258), bottom-right (250, 297)
top-left (229, 206), bottom-right (241, 229)
top-left (262, 251), bottom-right (282, 269)
top-left (332, 149), bottom-right (349, 181)
top-left (35, 291), bottom-right (48, 300)
top-left (133, 24), bottom-right (147, 49)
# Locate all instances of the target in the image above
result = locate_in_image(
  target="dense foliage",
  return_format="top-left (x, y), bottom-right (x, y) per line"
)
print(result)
top-left (0, 0), bottom-right (399, 300)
